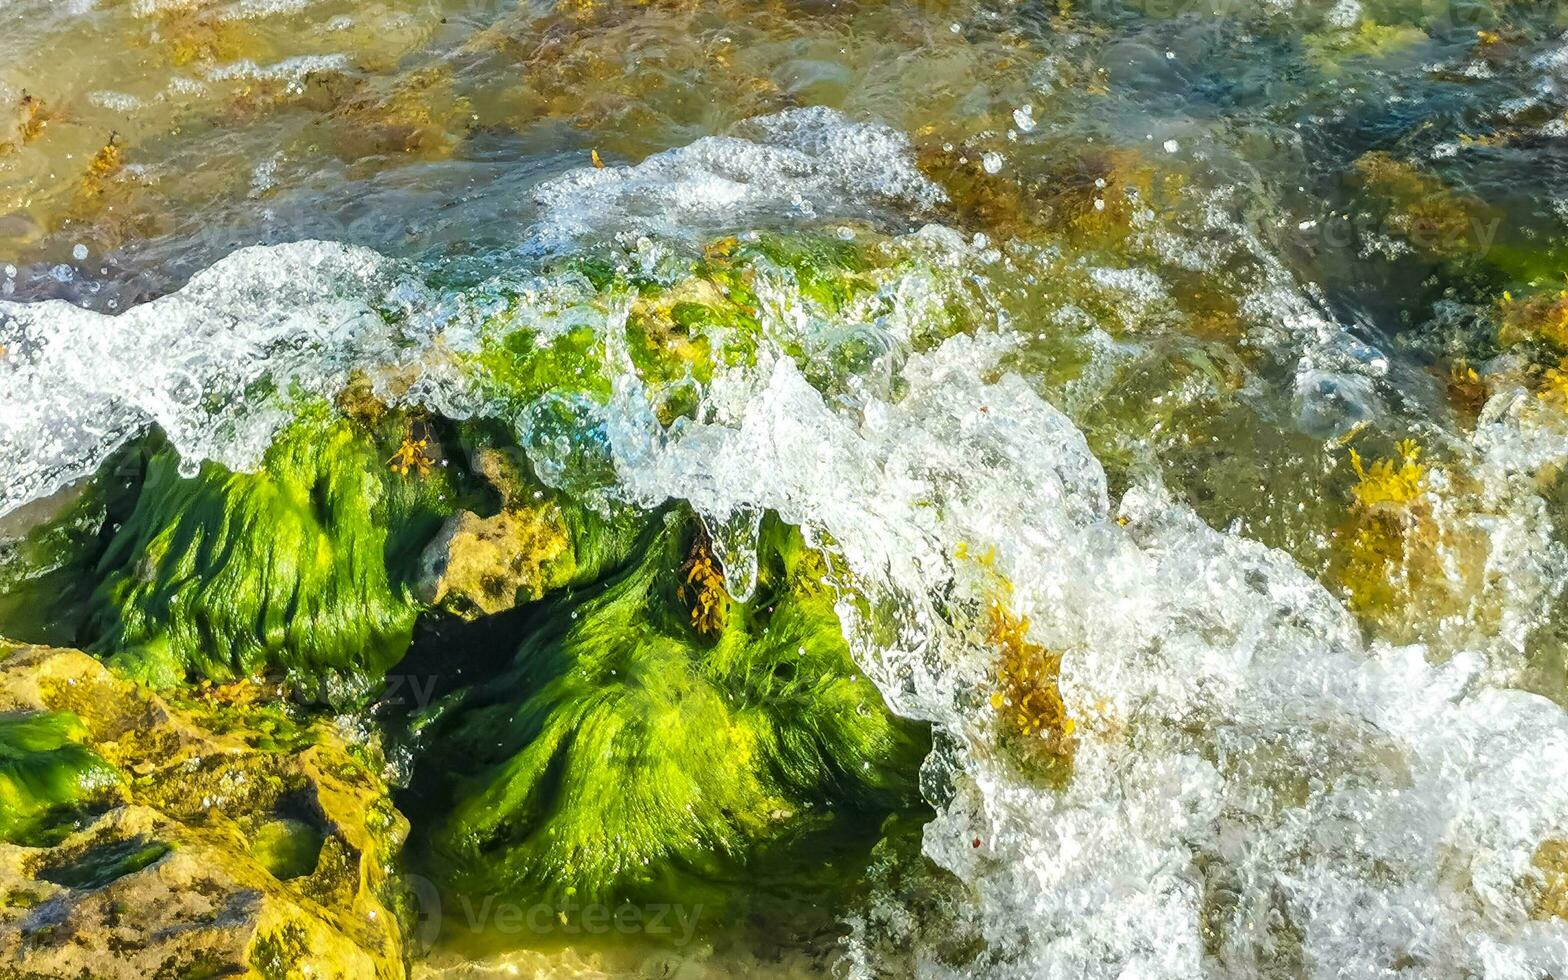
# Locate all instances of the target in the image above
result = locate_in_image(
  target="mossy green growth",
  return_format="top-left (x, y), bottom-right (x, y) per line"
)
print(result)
top-left (247, 817), bottom-right (326, 881)
top-left (424, 512), bottom-right (929, 908)
top-left (86, 406), bottom-right (463, 698)
top-left (0, 711), bottom-right (122, 843)
top-left (0, 458), bottom-right (135, 647)
top-left (468, 233), bottom-right (881, 419)
top-left (36, 836), bottom-right (171, 889)
top-left (1304, 20), bottom-right (1428, 73)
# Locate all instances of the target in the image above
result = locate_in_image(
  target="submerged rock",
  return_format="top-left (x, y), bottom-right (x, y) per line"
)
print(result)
top-left (415, 507), bottom-right (572, 619)
top-left (0, 644), bottom-right (411, 979)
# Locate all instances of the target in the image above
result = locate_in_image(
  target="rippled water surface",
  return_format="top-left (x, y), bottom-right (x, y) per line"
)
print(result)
top-left (6, 0), bottom-right (1568, 976)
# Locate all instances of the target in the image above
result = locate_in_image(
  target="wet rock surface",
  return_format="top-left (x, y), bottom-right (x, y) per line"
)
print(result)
top-left (0, 644), bottom-right (411, 979)
top-left (414, 447), bottom-right (576, 619)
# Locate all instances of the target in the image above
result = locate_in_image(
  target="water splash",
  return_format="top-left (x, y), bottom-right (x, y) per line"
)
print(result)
top-left (596, 294), bottom-right (1568, 979)
top-left (2, 109), bottom-right (1568, 980)
top-left (532, 107), bottom-right (946, 251)
top-left (0, 240), bottom-right (426, 515)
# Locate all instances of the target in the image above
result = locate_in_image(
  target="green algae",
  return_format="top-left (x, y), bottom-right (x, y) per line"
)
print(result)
top-left (85, 406), bottom-right (466, 698)
top-left (35, 836), bottom-right (170, 890)
top-left (249, 922), bottom-right (313, 980)
top-left (0, 449), bottom-right (140, 649)
top-left (420, 511), bottom-right (930, 910)
top-left (0, 711), bottom-right (122, 844)
top-left (1304, 21), bottom-right (1429, 74)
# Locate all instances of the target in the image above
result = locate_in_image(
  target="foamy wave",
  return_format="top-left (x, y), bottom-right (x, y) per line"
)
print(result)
top-left (593, 273), bottom-right (1568, 978)
top-left (531, 107), bottom-right (946, 249)
top-left (2, 118), bottom-right (1567, 980)
top-left (0, 241), bottom-right (428, 516)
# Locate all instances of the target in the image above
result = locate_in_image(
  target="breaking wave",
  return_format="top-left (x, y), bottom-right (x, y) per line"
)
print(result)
top-left (4, 106), bottom-right (1568, 979)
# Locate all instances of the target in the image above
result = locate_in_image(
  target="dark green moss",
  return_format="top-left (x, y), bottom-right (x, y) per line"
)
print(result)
top-left (249, 922), bottom-right (310, 980)
top-left (0, 447), bottom-right (141, 647)
top-left (35, 836), bottom-right (170, 889)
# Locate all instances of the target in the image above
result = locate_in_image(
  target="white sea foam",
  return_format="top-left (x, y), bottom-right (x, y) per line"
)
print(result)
top-left (0, 241), bottom-right (429, 516)
top-left (594, 281), bottom-right (1568, 979)
top-left (205, 53), bottom-right (350, 83)
top-left (531, 107), bottom-right (946, 250)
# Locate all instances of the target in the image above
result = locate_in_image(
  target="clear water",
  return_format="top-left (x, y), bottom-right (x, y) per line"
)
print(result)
top-left (5, 0), bottom-right (1568, 976)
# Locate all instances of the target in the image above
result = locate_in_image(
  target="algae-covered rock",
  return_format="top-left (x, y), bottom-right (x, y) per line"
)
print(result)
top-left (423, 513), bottom-right (930, 909)
top-left (466, 232), bottom-right (881, 421)
top-left (0, 644), bottom-right (411, 979)
top-left (0, 712), bottom-right (123, 845)
top-left (86, 406), bottom-right (464, 698)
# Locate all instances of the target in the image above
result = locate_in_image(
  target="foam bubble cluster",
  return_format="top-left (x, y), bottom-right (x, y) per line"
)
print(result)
top-left (0, 241), bottom-right (425, 515)
top-left (532, 107), bottom-right (946, 250)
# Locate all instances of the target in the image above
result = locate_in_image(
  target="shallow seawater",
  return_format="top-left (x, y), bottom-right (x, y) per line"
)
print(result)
top-left (4, 0), bottom-right (1568, 976)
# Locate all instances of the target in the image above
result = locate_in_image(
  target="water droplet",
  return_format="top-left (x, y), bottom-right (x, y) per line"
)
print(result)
top-left (1162, 139), bottom-right (1180, 154)
top-left (72, 243), bottom-right (89, 261)
top-left (982, 152), bottom-right (1004, 175)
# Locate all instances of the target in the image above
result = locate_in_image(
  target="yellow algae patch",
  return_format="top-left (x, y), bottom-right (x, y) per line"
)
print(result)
top-left (988, 601), bottom-right (1076, 771)
top-left (1348, 439), bottom-right (1428, 509)
top-left (1539, 358), bottom-right (1568, 409)
top-left (1444, 360), bottom-right (1489, 422)
top-left (330, 69), bottom-right (473, 161)
top-left (680, 533), bottom-right (731, 637)
top-left (0, 92), bottom-right (50, 155)
top-left (1329, 438), bottom-right (1491, 645)
top-left (1531, 838), bottom-right (1568, 921)
top-left (78, 135), bottom-right (125, 202)
top-left (386, 431), bottom-right (435, 478)
top-left (60, 133), bottom-right (151, 248)
top-left (1350, 152), bottom-right (1491, 259)
top-left (1333, 439), bottom-right (1433, 619)
top-left (139, 0), bottom-right (263, 69)
top-left (1305, 21), bottom-right (1427, 75)
top-left (956, 541), bottom-right (1077, 772)
top-left (1499, 287), bottom-right (1568, 352)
